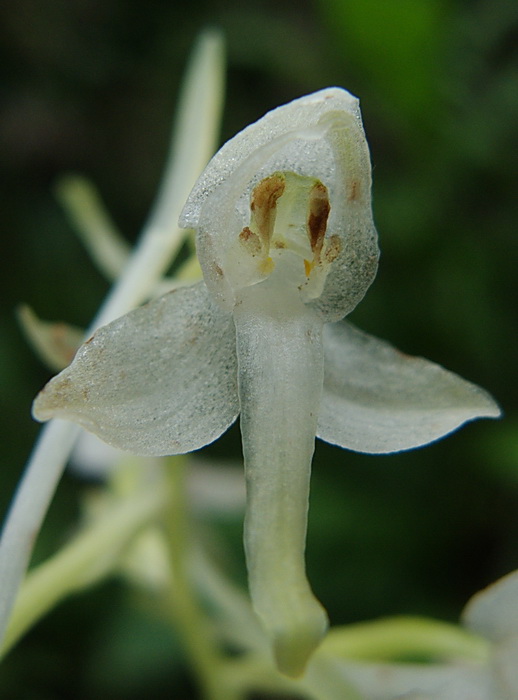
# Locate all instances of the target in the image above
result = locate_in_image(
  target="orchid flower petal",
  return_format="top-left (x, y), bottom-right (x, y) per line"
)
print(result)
top-left (33, 282), bottom-right (238, 455)
top-left (318, 321), bottom-right (501, 454)
top-left (180, 87), bottom-right (379, 320)
top-left (234, 285), bottom-right (328, 677)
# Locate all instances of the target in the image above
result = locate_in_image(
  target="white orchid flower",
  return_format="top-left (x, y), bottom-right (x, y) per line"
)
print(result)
top-left (32, 88), bottom-right (500, 677)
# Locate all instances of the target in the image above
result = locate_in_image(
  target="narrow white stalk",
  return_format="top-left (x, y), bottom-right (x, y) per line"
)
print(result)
top-left (0, 420), bottom-right (80, 645)
top-left (234, 286), bottom-right (328, 678)
top-left (0, 30), bottom-right (225, 646)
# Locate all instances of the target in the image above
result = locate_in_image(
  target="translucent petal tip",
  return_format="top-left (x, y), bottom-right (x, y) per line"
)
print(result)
top-left (272, 603), bottom-right (329, 678)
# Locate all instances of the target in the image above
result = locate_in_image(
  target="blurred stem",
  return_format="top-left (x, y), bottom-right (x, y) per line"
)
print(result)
top-left (55, 176), bottom-right (130, 281)
top-left (321, 616), bottom-right (489, 663)
top-left (1, 479), bottom-right (168, 658)
top-left (165, 459), bottom-right (240, 700)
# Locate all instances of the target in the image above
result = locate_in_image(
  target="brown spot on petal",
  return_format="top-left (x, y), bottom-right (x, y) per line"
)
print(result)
top-left (239, 226), bottom-right (254, 240)
top-left (308, 182), bottom-right (330, 259)
top-left (239, 226), bottom-right (262, 255)
top-left (250, 173), bottom-right (285, 249)
top-left (251, 173), bottom-right (286, 213)
top-left (347, 180), bottom-right (361, 202)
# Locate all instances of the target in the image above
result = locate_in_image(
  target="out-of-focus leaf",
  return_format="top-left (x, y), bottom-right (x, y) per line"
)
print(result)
top-left (55, 176), bottom-right (130, 282)
top-left (17, 305), bottom-right (84, 371)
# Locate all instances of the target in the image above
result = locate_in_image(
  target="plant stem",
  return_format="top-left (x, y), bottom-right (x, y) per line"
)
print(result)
top-left (165, 459), bottom-right (239, 700)
top-left (321, 616), bottom-right (489, 663)
top-left (0, 420), bottom-right (81, 645)
top-left (1, 478), bottom-right (167, 657)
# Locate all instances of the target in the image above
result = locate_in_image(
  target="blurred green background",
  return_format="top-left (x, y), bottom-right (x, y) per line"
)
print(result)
top-left (1, 0), bottom-right (517, 698)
